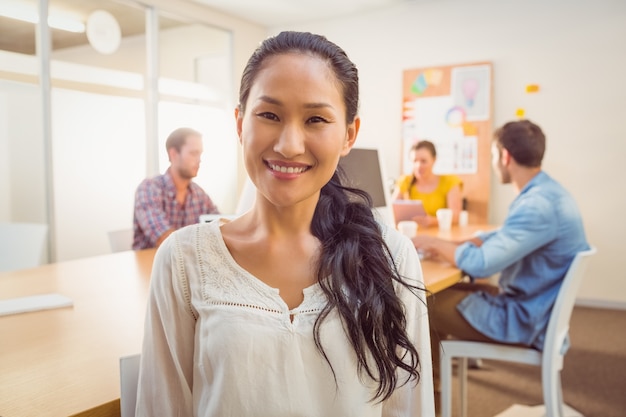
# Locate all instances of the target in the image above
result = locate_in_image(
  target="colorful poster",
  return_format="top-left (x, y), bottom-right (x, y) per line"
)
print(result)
top-left (450, 65), bottom-right (491, 121)
top-left (402, 63), bottom-right (491, 175)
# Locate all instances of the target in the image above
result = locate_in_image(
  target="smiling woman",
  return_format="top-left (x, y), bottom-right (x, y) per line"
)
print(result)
top-left (135, 31), bottom-right (435, 417)
top-left (237, 51), bottom-right (356, 209)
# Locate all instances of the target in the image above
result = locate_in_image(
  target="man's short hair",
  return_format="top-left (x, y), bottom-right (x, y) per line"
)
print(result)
top-left (494, 120), bottom-right (545, 167)
top-left (165, 127), bottom-right (201, 153)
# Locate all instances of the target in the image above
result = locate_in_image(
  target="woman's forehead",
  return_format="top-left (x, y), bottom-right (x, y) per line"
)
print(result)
top-left (258, 52), bottom-right (332, 78)
top-left (249, 53), bottom-right (341, 102)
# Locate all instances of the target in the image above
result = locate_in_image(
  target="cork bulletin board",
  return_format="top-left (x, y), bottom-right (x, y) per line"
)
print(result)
top-left (401, 61), bottom-right (493, 224)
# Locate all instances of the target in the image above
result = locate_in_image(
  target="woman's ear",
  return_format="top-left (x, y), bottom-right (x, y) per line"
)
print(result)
top-left (340, 116), bottom-right (360, 156)
top-left (234, 107), bottom-right (243, 144)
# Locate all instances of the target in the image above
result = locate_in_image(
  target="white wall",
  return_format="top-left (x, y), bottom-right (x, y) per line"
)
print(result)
top-left (272, 0), bottom-right (626, 306)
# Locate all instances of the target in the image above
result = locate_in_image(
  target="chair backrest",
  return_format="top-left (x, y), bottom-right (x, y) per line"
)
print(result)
top-left (108, 229), bottom-right (134, 252)
top-left (543, 247), bottom-right (596, 361)
top-left (0, 222), bottom-right (48, 272)
top-left (120, 353), bottom-right (141, 417)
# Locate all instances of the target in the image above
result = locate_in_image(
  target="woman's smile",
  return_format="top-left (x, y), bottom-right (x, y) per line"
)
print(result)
top-left (266, 160), bottom-right (311, 175)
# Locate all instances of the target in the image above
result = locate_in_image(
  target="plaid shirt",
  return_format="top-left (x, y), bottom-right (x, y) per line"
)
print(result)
top-left (132, 169), bottom-right (219, 249)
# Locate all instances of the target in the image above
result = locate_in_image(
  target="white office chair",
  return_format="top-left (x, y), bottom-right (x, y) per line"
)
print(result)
top-left (120, 353), bottom-right (141, 417)
top-left (0, 222), bottom-right (48, 272)
top-left (439, 247), bottom-right (596, 417)
top-left (108, 229), bottom-right (134, 252)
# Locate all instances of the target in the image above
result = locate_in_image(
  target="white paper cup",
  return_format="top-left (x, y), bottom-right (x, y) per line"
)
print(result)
top-left (397, 220), bottom-right (418, 238)
top-left (459, 210), bottom-right (469, 227)
top-left (436, 208), bottom-right (453, 232)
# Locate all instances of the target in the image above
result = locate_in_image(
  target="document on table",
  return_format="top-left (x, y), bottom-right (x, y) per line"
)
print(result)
top-left (0, 293), bottom-right (73, 316)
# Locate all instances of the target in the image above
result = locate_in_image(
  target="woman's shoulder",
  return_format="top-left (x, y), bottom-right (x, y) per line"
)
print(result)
top-left (396, 174), bottom-right (414, 187)
top-left (439, 174), bottom-right (463, 189)
top-left (379, 221), bottom-right (413, 258)
top-left (159, 222), bottom-right (232, 284)
top-left (166, 222), bottom-right (222, 255)
top-left (173, 221), bottom-right (218, 238)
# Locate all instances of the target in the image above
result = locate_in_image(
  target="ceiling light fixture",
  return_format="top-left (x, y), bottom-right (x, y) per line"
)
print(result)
top-left (0, 1), bottom-right (86, 33)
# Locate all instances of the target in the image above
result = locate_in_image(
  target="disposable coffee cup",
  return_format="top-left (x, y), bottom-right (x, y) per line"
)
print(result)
top-left (397, 220), bottom-right (418, 238)
top-left (459, 210), bottom-right (469, 227)
top-left (436, 208), bottom-right (453, 232)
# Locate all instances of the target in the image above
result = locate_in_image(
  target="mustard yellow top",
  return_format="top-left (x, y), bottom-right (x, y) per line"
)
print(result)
top-left (395, 174), bottom-right (463, 216)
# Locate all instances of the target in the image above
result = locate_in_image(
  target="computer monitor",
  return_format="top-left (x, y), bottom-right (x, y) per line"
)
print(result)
top-left (338, 147), bottom-right (395, 227)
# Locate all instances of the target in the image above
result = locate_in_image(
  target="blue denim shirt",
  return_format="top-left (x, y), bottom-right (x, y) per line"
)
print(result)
top-left (454, 171), bottom-right (589, 350)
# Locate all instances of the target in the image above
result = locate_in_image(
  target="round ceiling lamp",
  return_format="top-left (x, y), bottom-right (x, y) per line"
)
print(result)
top-left (86, 10), bottom-right (121, 55)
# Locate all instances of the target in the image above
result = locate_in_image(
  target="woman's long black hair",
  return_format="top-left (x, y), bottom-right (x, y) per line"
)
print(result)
top-left (239, 31), bottom-right (422, 402)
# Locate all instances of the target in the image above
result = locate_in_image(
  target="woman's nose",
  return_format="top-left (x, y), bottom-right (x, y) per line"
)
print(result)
top-left (274, 124), bottom-right (305, 158)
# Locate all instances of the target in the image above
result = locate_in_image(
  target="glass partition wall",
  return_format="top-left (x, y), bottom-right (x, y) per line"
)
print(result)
top-left (0, 0), bottom-right (235, 262)
top-left (0, 0), bottom-right (48, 261)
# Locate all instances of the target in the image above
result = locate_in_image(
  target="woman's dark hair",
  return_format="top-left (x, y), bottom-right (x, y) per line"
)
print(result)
top-left (238, 31), bottom-right (421, 402)
top-left (411, 140), bottom-right (437, 158)
top-left (494, 119), bottom-right (545, 167)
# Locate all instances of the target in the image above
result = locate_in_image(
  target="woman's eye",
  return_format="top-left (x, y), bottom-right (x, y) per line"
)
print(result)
top-left (308, 115), bottom-right (328, 124)
top-left (257, 112), bottom-right (279, 121)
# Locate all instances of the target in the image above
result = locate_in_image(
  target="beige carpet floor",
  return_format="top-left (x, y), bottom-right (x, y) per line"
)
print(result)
top-left (442, 306), bottom-right (626, 417)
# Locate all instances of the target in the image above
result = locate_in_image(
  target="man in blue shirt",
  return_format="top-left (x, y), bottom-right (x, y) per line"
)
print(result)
top-left (413, 120), bottom-right (589, 388)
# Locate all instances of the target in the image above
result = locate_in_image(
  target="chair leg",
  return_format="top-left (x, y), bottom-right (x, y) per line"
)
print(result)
top-left (459, 357), bottom-right (468, 417)
top-left (440, 345), bottom-right (453, 417)
top-left (542, 365), bottom-right (564, 417)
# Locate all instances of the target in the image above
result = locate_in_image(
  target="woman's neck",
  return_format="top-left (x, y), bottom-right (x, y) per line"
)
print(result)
top-left (415, 171), bottom-right (437, 184)
top-left (413, 172), bottom-right (439, 192)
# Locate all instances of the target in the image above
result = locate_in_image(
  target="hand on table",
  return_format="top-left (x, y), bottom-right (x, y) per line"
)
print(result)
top-left (411, 235), bottom-right (459, 266)
top-left (412, 214), bottom-right (437, 228)
top-left (411, 235), bottom-right (440, 260)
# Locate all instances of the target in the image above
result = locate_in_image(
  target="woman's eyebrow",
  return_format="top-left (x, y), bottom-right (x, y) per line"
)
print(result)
top-left (257, 95), bottom-right (334, 110)
top-left (258, 95), bottom-right (281, 105)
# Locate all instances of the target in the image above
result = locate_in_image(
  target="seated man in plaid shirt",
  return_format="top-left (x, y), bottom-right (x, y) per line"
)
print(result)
top-left (132, 127), bottom-right (219, 250)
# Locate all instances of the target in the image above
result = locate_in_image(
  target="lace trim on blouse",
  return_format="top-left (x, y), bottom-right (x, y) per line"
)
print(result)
top-left (186, 221), bottom-right (328, 316)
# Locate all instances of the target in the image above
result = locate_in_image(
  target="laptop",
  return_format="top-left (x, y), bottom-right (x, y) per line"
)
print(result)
top-left (392, 200), bottom-right (426, 224)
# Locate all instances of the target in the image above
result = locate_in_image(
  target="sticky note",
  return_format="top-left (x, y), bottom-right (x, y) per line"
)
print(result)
top-left (526, 84), bottom-right (540, 93)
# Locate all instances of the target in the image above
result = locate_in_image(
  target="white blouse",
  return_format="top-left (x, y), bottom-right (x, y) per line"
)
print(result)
top-left (136, 220), bottom-right (434, 417)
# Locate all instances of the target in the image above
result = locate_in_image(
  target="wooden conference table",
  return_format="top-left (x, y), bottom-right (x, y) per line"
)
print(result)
top-left (0, 224), bottom-right (493, 417)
